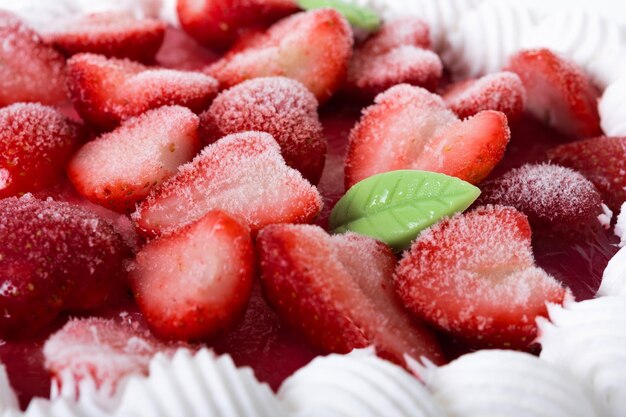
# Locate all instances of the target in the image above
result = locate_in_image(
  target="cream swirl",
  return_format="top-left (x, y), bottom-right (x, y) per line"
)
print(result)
top-left (115, 349), bottom-right (286, 417)
top-left (539, 297), bottom-right (626, 417)
top-left (599, 245), bottom-right (626, 296)
top-left (414, 350), bottom-right (599, 417)
top-left (279, 349), bottom-right (446, 417)
top-left (0, 364), bottom-right (18, 414)
top-left (442, 0), bottom-right (537, 79)
top-left (599, 76), bottom-right (626, 136)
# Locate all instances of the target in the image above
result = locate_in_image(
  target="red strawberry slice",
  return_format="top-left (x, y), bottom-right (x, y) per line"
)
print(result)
top-left (547, 136), bottom-right (626, 211)
top-left (130, 210), bottom-right (255, 341)
top-left (257, 224), bottom-right (444, 365)
top-left (442, 71), bottom-right (526, 120)
top-left (199, 77), bottom-right (326, 184)
top-left (206, 8), bottom-right (353, 103)
top-left (177, 0), bottom-right (298, 50)
top-left (0, 11), bottom-right (67, 106)
top-left (0, 103), bottom-right (85, 198)
top-left (345, 84), bottom-right (510, 188)
top-left (133, 131), bottom-right (322, 237)
top-left (346, 18), bottom-right (442, 96)
top-left (0, 195), bottom-right (130, 338)
top-left (506, 48), bottom-right (601, 139)
top-left (394, 205), bottom-right (569, 349)
top-left (478, 163), bottom-right (603, 232)
top-left (42, 12), bottom-right (166, 63)
top-left (67, 53), bottom-right (219, 130)
top-left (44, 317), bottom-right (180, 397)
top-left (68, 106), bottom-right (201, 213)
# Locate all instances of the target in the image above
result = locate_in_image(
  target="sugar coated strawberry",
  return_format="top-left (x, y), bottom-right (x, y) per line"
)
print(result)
top-left (547, 136), bottom-right (626, 211)
top-left (478, 163), bottom-right (603, 232)
top-left (358, 17), bottom-right (431, 54)
top-left (206, 8), bottom-right (353, 103)
top-left (0, 103), bottom-right (85, 198)
top-left (44, 317), bottom-right (180, 397)
top-left (345, 84), bottom-right (510, 188)
top-left (67, 53), bottom-right (218, 130)
top-left (0, 11), bottom-right (67, 106)
top-left (506, 49), bottom-right (601, 139)
top-left (130, 210), bottom-right (254, 341)
top-left (394, 205), bottom-right (569, 349)
top-left (200, 77), bottom-right (326, 184)
top-left (133, 131), bottom-right (322, 237)
top-left (68, 106), bottom-right (201, 213)
top-left (443, 71), bottom-right (526, 120)
top-left (42, 12), bottom-right (167, 63)
top-left (0, 195), bottom-right (130, 337)
top-left (258, 224), bottom-right (444, 365)
top-left (177, 0), bottom-right (298, 50)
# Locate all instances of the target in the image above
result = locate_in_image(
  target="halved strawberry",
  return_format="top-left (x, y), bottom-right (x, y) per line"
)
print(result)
top-left (44, 317), bottom-right (180, 398)
top-left (67, 53), bottom-right (218, 130)
top-left (394, 205), bottom-right (569, 349)
top-left (206, 8), bottom-right (353, 103)
top-left (345, 84), bottom-right (510, 188)
top-left (506, 49), bottom-right (601, 139)
top-left (132, 131), bottom-right (322, 237)
top-left (258, 224), bottom-right (444, 365)
top-left (130, 210), bottom-right (255, 341)
top-left (0, 103), bottom-right (85, 198)
top-left (177, 0), bottom-right (298, 50)
top-left (442, 71), bottom-right (526, 120)
top-left (346, 18), bottom-right (442, 96)
top-left (0, 195), bottom-right (129, 338)
top-left (199, 77), bottom-right (326, 184)
top-left (0, 11), bottom-right (67, 106)
top-left (547, 136), bottom-right (626, 211)
top-left (42, 12), bottom-right (167, 63)
top-left (68, 106), bottom-right (201, 213)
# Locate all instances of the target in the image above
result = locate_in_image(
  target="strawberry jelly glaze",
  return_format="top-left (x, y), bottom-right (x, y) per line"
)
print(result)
top-left (0, 28), bottom-right (619, 408)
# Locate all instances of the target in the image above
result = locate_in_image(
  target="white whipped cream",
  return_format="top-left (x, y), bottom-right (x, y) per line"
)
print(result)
top-left (600, 76), bottom-right (626, 136)
top-left (0, 365), bottom-right (18, 414)
top-left (615, 202), bottom-right (626, 247)
top-left (2, 397), bottom-right (117, 417)
top-left (539, 297), bottom-right (626, 417)
top-left (442, 0), bottom-right (537, 79)
top-left (414, 349), bottom-right (599, 417)
top-left (279, 349), bottom-right (446, 417)
top-left (600, 245), bottom-right (626, 297)
top-left (115, 349), bottom-right (286, 417)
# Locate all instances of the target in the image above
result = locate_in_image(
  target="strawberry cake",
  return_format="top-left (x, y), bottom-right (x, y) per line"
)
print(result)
top-left (0, 0), bottom-right (626, 416)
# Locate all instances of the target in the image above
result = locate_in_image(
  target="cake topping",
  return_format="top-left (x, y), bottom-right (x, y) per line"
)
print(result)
top-left (200, 77), bottom-right (326, 184)
top-left (330, 170), bottom-right (480, 252)
top-left (394, 205), bottom-right (569, 349)
top-left (133, 131), bottom-right (322, 237)
top-left (257, 224), bottom-right (444, 365)
top-left (599, 76), bottom-right (626, 137)
top-left (599, 246), bottom-right (626, 297)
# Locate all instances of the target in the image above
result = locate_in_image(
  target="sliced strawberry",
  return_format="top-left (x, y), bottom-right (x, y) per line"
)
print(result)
top-left (394, 205), bottom-right (569, 349)
top-left (0, 195), bottom-right (130, 338)
top-left (346, 18), bottom-right (442, 96)
top-left (68, 106), bottom-right (201, 213)
top-left (442, 71), bottom-right (526, 120)
top-left (0, 11), bottom-right (67, 106)
top-left (257, 224), bottom-right (444, 365)
top-left (42, 12), bottom-right (167, 63)
top-left (67, 53), bottom-right (219, 130)
top-left (345, 84), bottom-right (510, 188)
top-left (478, 163), bottom-right (603, 232)
top-left (132, 131), bottom-right (322, 237)
top-left (200, 77), bottom-right (326, 184)
top-left (206, 9), bottom-right (353, 103)
top-left (547, 136), bottom-right (626, 211)
top-left (506, 49), bottom-right (601, 139)
top-left (177, 0), bottom-right (298, 50)
top-left (44, 317), bottom-right (180, 397)
top-left (129, 210), bottom-right (254, 341)
top-left (0, 103), bottom-right (85, 198)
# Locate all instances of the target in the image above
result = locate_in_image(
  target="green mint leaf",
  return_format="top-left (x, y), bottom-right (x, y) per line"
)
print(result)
top-left (297, 0), bottom-right (381, 31)
top-left (329, 170), bottom-right (481, 252)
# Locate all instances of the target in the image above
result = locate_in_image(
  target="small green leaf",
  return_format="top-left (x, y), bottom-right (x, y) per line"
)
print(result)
top-left (329, 170), bottom-right (481, 252)
top-left (297, 0), bottom-right (381, 31)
